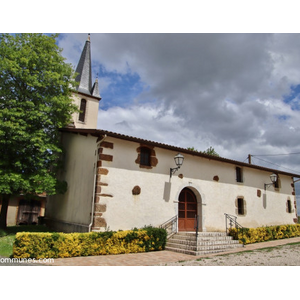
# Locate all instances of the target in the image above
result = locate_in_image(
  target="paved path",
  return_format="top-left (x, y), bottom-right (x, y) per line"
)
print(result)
top-left (50, 237), bottom-right (300, 266)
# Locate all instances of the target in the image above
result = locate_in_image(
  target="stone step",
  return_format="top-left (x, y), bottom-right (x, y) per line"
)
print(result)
top-left (165, 245), bottom-right (243, 256)
top-left (177, 231), bottom-right (227, 237)
top-left (167, 238), bottom-right (241, 247)
top-left (174, 232), bottom-right (229, 240)
top-left (166, 241), bottom-right (242, 251)
top-left (169, 235), bottom-right (234, 242)
top-left (165, 231), bottom-right (243, 256)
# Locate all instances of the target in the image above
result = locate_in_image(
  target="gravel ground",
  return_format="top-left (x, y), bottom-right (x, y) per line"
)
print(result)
top-left (161, 243), bottom-right (300, 266)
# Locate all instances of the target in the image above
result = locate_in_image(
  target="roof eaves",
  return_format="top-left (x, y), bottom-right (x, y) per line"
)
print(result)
top-left (59, 128), bottom-right (300, 178)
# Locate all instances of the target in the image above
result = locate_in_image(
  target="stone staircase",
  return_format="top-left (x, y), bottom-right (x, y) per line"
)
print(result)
top-left (165, 231), bottom-right (243, 256)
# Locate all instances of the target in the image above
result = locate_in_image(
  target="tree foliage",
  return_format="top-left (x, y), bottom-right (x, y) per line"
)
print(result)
top-left (187, 146), bottom-right (219, 157)
top-left (203, 146), bottom-right (220, 157)
top-left (0, 33), bottom-right (78, 228)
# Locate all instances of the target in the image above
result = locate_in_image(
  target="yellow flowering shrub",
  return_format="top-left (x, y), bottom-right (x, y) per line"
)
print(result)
top-left (13, 227), bottom-right (167, 259)
top-left (228, 224), bottom-right (300, 245)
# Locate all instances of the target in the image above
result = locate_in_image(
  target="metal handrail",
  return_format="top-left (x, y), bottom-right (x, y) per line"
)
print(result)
top-left (194, 214), bottom-right (199, 235)
top-left (224, 213), bottom-right (243, 232)
top-left (224, 213), bottom-right (246, 245)
top-left (160, 215), bottom-right (178, 238)
top-left (194, 214), bottom-right (199, 244)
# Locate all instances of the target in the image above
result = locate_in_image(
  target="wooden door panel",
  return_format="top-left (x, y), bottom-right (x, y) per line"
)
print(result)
top-left (17, 200), bottom-right (41, 225)
top-left (178, 219), bottom-right (185, 231)
top-left (178, 188), bottom-right (197, 231)
top-left (185, 219), bottom-right (195, 231)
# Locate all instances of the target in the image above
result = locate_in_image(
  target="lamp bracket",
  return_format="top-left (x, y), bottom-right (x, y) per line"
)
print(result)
top-left (170, 166), bottom-right (180, 178)
top-left (264, 183), bottom-right (274, 190)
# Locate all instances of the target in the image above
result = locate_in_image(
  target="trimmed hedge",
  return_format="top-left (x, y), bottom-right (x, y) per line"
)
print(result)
top-left (228, 224), bottom-right (300, 245)
top-left (13, 227), bottom-right (167, 259)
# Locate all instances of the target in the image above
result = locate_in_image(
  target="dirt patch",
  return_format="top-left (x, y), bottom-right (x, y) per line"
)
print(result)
top-left (161, 243), bottom-right (300, 266)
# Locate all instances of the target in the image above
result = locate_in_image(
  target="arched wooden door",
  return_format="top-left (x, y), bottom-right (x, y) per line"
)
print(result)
top-left (178, 188), bottom-right (197, 231)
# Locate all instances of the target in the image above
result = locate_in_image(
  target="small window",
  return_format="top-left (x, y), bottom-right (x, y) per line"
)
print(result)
top-left (236, 167), bottom-right (243, 183)
top-left (237, 198), bottom-right (245, 215)
top-left (135, 145), bottom-right (158, 169)
top-left (79, 99), bottom-right (87, 122)
top-left (274, 175), bottom-right (280, 189)
top-left (140, 147), bottom-right (151, 166)
top-left (287, 200), bottom-right (292, 213)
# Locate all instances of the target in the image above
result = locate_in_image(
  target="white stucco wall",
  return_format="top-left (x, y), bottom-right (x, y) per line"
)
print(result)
top-left (71, 93), bottom-right (99, 129)
top-left (46, 133), bottom-right (97, 229)
top-left (98, 137), bottom-right (297, 232)
top-left (45, 132), bottom-right (297, 233)
top-left (2, 197), bottom-right (18, 226)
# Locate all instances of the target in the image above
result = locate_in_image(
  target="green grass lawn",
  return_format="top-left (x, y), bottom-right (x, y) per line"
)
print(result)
top-left (0, 225), bottom-right (54, 257)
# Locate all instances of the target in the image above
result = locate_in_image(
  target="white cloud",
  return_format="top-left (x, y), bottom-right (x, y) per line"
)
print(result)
top-left (98, 104), bottom-right (190, 147)
top-left (60, 33), bottom-right (300, 174)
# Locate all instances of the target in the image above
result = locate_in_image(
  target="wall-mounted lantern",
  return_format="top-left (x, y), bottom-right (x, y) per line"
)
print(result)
top-left (170, 153), bottom-right (184, 178)
top-left (264, 173), bottom-right (277, 190)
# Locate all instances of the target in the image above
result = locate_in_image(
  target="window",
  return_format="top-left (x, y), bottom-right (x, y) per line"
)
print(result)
top-left (135, 145), bottom-right (158, 169)
top-left (287, 200), bottom-right (292, 213)
top-left (236, 167), bottom-right (243, 183)
top-left (274, 175), bottom-right (280, 189)
top-left (140, 147), bottom-right (151, 166)
top-left (79, 99), bottom-right (87, 122)
top-left (237, 198), bottom-right (245, 215)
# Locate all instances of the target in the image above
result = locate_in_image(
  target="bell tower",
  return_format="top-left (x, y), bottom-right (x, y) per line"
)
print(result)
top-left (71, 34), bottom-right (101, 129)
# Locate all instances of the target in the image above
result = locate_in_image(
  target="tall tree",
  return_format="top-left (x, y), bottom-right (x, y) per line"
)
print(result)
top-left (0, 33), bottom-right (78, 229)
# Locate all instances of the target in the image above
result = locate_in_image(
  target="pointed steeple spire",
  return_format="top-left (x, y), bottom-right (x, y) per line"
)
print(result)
top-left (91, 76), bottom-right (101, 98)
top-left (71, 35), bottom-right (101, 129)
top-left (75, 34), bottom-right (93, 96)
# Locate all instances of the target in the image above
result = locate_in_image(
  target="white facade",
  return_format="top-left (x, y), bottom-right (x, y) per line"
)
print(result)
top-left (45, 129), bottom-right (299, 233)
top-left (46, 133), bottom-right (97, 232)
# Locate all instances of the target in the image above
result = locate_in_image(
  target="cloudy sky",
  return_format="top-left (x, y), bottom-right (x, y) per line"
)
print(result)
top-left (57, 33), bottom-right (300, 177)
top-left (3, 0), bottom-right (300, 286)
top-left (4, 1), bottom-right (300, 202)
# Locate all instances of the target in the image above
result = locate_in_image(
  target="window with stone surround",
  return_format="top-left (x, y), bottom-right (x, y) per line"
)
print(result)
top-left (135, 145), bottom-right (158, 169)
top-left (140, 147), bottom-right (151, 166)
top-left (287, 199), bottom-right (292, 213)
top-left (236, 197), bottom-right (246, 216)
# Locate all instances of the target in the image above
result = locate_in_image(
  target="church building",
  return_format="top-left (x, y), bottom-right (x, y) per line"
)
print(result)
top-left (45, 35), bottom-right (300, 239)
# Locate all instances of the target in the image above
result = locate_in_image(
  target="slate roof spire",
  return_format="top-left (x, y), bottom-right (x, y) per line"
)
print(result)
top-left (91, 76), bottom-right (100, 97)
top-left (75, 34), bottom-right (101, 99)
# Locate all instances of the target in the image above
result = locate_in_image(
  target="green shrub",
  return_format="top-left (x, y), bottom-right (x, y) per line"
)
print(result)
top-left (229, 224), bottom-right (300, 244)
top-left (141, 226), bottom-right (167, 251)
top-left (0, 229), bottom-right (7, 237)
top-left (13, 227), bottom-right (167, 259)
